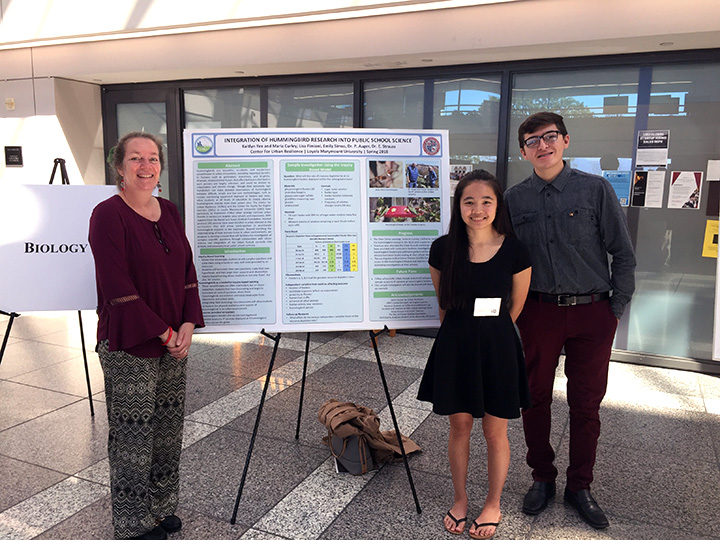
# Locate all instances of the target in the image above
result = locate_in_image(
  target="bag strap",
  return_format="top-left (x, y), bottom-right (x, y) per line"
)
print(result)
top-left (359, 436), bottom-right (369, 474)
top-left (328, 434), bottom-right (348, 459)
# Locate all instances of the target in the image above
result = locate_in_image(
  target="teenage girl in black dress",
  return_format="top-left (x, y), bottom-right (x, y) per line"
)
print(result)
top-left (417, 170), bottom-right (532, 539)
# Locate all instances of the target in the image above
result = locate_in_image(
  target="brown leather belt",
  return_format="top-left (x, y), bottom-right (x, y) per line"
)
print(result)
top-left (528, 291), bottom-right (610, 307)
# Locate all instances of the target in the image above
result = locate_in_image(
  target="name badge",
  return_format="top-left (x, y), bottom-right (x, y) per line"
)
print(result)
top-left (474, 297), bottom-right (501, 317)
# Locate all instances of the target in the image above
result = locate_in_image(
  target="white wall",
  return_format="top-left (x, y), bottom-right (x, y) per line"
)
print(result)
top-left (0, 0), bottom-right (516, 43)
top-left (0, 78), bottom-right (103, 186)
top-left (54, 78), bottom-right (105, 185)
top-left (1, 0), bottom-right (719, 189)
top-left (2, 1), bottom-right (720, 85)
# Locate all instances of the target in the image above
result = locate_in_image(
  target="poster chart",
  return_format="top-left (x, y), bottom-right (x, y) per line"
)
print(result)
top-left (0, 184), bottom-right (117, 311)
top-left (184, 128), bottom-right (450, 333)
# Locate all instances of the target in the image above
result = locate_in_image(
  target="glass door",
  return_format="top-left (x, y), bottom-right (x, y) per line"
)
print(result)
top-left (102, 88), bottom-right (184, 216)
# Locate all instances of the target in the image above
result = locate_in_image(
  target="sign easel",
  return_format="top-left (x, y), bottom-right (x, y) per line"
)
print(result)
top-left (49, 158), bottom-right (95, 416)
top-left (0, 310), bottom-right (20, 366)
top-left (0, 159), bottom-right (95, 416)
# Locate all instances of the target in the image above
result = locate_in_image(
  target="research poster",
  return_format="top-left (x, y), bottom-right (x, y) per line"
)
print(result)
top-left (183, 128), bottom-right (451, 333)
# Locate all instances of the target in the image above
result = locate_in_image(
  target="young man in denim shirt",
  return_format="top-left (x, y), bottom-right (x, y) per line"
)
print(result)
top-left (505, 112), bottom-right (636, 530)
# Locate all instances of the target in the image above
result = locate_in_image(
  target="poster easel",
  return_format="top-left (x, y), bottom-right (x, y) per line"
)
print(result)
top-left (229, 326), bottom-right (422, 524)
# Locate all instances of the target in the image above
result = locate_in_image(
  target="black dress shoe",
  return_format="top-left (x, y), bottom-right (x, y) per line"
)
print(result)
top-left (522, 481), bottom-right (556, 515)
top-left (127, 525), bottom-right (168, 540)
top-left (564, 487), bottom-right (609, 529)
top-left (158, 514), bottom-right (182, 533)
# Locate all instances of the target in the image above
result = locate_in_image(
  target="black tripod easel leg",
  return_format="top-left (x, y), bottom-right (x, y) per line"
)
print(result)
top-left (0, 310), bottom-right (20, 367)
top-left (295, 332), bottom-right (311, 440)
top-left (77, 311), bottom-right (95, 416)
top-left (48, 157), bottom-right (70, 185)
top-left (369, 326), bottom-right (422, 514)
top-left (230, 329), bottom-right (282, 525)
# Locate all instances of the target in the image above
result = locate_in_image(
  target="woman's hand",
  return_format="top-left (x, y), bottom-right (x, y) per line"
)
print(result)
top-left (167, 322), bottom-right (195, 358)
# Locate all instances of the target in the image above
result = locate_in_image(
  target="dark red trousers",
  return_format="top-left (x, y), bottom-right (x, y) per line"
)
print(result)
top-left (516, 297), bottom-right (617, 492)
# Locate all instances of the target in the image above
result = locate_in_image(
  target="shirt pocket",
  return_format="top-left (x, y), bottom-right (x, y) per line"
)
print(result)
top-left (511, 211), bottom-right (541, 246)
top-left (562, 206), bottom-right (598, 243)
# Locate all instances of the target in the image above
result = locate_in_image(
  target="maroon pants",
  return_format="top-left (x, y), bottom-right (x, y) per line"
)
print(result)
top-left (516, 297), bottom-right (617, 492)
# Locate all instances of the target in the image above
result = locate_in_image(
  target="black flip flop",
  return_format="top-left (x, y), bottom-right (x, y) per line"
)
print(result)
top-left (444, 510), bottom-right (467, 535)
top-left (469, 515), bottom-right (502, 539)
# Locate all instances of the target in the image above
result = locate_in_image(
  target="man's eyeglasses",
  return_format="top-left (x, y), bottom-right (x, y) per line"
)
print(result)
top-left (153, 222), bottom-right (170, 254)
top-left (523, 130), bottom-right (562, 149)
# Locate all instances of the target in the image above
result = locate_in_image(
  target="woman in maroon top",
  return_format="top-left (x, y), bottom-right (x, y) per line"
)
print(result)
top-left (89, 132), bottom-right (204, 540)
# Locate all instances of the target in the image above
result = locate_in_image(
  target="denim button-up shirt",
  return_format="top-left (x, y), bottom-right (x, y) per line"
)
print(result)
top-left (505, 162), bottom-right (636, 319)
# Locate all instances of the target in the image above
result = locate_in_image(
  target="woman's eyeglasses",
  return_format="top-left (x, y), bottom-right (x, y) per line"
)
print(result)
top-left (153, 222), bottom-right (170, 254)
top-left (523, 130), bottom-right (562, 149)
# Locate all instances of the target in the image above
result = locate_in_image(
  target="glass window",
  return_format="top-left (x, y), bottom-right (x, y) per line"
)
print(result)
top-left (628, 63), bottom-right (720, 359)
top-left (509, 68), bottom-right (641, 187)
top-left (509, 64), bottom-right (720, 360)
top-left (268, 84), bottom-right (353, 128)
top-left (363, 79), bottom-right (424, 129)
top-left (433, 75), bottom-right (501, 176)
top-left (184, 87), bottom-right (260, 129)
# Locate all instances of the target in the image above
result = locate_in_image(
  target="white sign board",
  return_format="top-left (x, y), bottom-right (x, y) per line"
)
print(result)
top-left (0, 184), bottom-right (117, 311)
top-left (184, 128), bottom-right (451, 333)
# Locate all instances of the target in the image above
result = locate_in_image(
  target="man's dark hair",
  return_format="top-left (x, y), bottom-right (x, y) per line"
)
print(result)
top-left (518, 111), bottom-right (568, 149)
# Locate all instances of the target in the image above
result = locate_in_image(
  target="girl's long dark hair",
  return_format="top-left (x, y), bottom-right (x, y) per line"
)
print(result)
top-left (438, 170), bottom-right (513, 311)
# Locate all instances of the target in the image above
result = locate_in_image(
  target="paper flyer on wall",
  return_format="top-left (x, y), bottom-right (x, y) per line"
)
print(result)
top-left (631, 170), bottom-right (665, 208)
top-left (669, 171), bottom-right (703, 209)
top-left (602, 170), bottom-right (632, 207)
top-left (635, 129), bottom-right (669, 167)
top-left (702, 220), bottom-right (718, 258)
top-left (183, 128), bottom-right (450, 333)
top-left (707, 160), bottom-right (720, 181)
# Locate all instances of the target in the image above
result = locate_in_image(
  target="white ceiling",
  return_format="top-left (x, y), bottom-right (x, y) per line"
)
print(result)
top-left (2, 0), bottom-right (720, 84)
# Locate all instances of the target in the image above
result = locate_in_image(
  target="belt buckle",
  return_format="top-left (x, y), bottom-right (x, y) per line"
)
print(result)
top-left (557, 295), bottom-right (577, 306)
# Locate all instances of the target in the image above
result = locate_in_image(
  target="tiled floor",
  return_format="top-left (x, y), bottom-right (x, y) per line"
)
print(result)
top-left (1, 311), bottom-right (720, 540)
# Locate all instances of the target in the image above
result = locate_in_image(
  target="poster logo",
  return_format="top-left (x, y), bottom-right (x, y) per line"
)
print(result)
top-left (422, 136), bottom-right (440, 156)
top-left (194, 136), bottom-right (214, 155)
